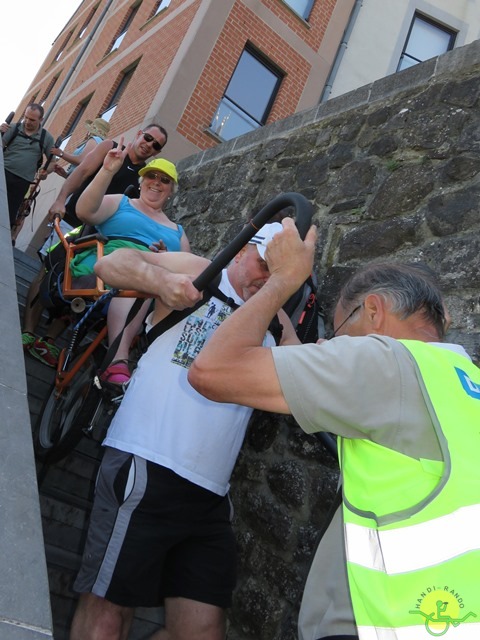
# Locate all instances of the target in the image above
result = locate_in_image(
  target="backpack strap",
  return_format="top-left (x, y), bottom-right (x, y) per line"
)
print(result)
top-left (145, 276), bottom-right (233, 348)
top-left (145, 278), bottom-right (283, 348)
top-left (267, 314), bottom-right (283, 346)
top-left (2, 122), bottom-right (21, 151)
top-left (97, 276), bottom-right (225, 375)
top-left (145, 274), bottom-right (286, 346)
top-left (37, 128), bottom-right (47, 168)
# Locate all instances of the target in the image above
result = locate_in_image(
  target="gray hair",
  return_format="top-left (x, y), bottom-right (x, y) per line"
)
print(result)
top-left (338, 262), bottom-right (447, 339)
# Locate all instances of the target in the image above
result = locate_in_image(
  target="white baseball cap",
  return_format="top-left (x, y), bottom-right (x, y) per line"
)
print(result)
top-left (248, 222), bottom-right (283, 259)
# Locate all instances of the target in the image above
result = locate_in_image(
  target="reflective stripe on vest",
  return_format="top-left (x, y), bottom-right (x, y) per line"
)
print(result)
top-left (341, 341), bottom-right (480, 639)
top-left (345, 503), bottom-right (480, 574)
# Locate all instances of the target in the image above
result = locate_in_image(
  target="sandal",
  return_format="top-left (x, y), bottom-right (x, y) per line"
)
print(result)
top-left (100, 360), bottom-right (131, 385)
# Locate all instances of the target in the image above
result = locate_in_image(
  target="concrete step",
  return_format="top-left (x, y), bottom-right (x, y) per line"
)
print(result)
top-left (14, 248), bottom-right (164, 639)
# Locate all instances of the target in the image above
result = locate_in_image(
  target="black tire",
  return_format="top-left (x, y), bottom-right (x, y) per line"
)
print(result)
top-left (34, 359), bottom-right (98, 463)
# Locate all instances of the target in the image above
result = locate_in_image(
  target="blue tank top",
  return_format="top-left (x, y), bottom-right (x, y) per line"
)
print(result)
top-left (98, 195), bottom-right (184, 249)
top-left (70, 195), bottom-right (184, 277)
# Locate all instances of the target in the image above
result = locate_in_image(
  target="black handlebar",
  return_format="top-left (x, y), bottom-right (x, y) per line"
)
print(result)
top-left (192, 192), bottom-right (314, 291)
top-left (1, 111), bottom-right (15, 137)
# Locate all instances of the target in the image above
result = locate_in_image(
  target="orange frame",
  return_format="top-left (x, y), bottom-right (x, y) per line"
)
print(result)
top-left (52, 217), bottom-right (145, 395)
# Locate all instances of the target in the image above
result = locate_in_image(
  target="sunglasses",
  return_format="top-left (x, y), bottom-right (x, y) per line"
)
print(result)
top-left (144, 171), bottom-right (172, 184)
top-left (142, 131), bottom-right (163, 152)
top-left (327, 303), bottom-right (363, 339)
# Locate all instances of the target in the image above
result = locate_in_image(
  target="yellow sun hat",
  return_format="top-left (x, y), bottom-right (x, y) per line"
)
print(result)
top-left (138, 158), bottom-right (178, 183)
top-left (85, 117), bottom-right (110, 139)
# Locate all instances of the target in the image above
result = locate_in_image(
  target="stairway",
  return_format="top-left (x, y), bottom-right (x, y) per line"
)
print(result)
top-left (14, 248), bottom-right (164, 639)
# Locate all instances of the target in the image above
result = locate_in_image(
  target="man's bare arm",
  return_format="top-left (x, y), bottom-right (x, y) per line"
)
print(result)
top-left (188, 219), bottom-right (317, 414)
top-left (76, 142), bottom-right (129, 224)
top-left (48, 139), bottom-right (113, 218)
top-left (277, 308), bottom-right (301, 347)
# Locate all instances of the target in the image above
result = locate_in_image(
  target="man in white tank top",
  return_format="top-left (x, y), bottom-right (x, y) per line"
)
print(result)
top-left (70, 223), bottom-right (300, 640)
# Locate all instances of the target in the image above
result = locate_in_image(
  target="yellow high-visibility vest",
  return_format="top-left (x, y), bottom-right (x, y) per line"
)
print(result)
top-left (340, 340), bottom-right (480, 639)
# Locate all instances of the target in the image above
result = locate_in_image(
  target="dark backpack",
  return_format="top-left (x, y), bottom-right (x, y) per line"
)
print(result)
top-left (282, 272), bottom-right (324, 343)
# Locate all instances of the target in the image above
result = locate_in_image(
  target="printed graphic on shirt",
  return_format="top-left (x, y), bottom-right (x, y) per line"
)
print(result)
top-left (409, 585), bottom-right (477, 636)
top-left (172, 299), bottom-right (234, 369)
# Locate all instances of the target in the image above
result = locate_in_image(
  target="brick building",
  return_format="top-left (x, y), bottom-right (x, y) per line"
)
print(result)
top-left (14, 0), bottom-right (354, 251)
top-left (22, 0), bottom-right (348, 154)
top-left (12, 0), bottom-right (479, 252)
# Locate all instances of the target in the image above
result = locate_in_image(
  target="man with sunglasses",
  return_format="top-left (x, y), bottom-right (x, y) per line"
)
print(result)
top-left (48, 123), bottom-right (168, 227)
top-left (189, 218), bottom-right (480, 640)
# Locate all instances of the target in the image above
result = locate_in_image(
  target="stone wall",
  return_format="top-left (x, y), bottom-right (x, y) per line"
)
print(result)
top-left (168, 39), bottom-right (480, 639)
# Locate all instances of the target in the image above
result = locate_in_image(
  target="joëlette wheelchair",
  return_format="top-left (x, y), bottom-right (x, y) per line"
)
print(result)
top-left (33, 192), bottom-right (316, 466)
top-left (34, 216), bottom-right (148, 466)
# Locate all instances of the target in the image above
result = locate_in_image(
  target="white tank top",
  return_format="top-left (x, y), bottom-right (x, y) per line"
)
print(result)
top-left (104, 270), bottom-right (274, 495)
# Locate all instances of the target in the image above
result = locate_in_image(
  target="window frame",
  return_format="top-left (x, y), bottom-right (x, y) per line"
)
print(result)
top-left (39, 75), bottom-right (59, 108)
top-left (106, 3), bottom-right (140, 55)
top-left (210, 44), bottom-right (284, 142)
top-left (58, 100), bottom-right (91, 150)
top-left (151, 0), bottom-right (171, 18)
top-left (282, 0), bottom-right (315, 21)
top-left (54, 30), bottom-right (74, 62)
top-left (77, 4), bottom-right (98, 40)
top-left (397, 12), bottom-right (456, 71)
top-left (99, 64), bottom-right (138, 122)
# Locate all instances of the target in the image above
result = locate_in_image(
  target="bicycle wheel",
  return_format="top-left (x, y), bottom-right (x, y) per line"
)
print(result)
top-left (34, 358), bottom-right (98, 463)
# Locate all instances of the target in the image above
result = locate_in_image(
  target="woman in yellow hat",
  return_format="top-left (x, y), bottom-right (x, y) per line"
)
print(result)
top-left (72, 140), bottom-right (190, 384)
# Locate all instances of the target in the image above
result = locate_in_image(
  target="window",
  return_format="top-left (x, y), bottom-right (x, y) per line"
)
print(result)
top-left (283, 0), bottom-right (314, 20)
top-left (397, 13), bottom-right (456, 71)
top-left (152, 0), bottom-right (171, 17)
top-left (58, 100), bottom-right (90, 150)
top-left (55, 30), bottom-right (74, 61)
top-left (77, 4), bottom-right (98, 39)
top-left (107, 4), bottom-right (140, 54)
top-left (100, 65), bottom-right (137, 122)
top-left (211, 46), bottom-right (283, 142)
top-left (39, 76), bottom-right (59, 107)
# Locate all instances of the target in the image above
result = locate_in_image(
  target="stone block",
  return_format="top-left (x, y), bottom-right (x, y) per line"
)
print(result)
top-left (370, 58), bottom-right (436, 102)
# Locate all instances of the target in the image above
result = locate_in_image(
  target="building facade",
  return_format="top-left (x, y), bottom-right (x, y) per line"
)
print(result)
top-left (324, 0), bottom-right (480, 101)
top-left (12, 0), bottom-right (479, 252)
top-left (14, 0), bottom-right (354, 251)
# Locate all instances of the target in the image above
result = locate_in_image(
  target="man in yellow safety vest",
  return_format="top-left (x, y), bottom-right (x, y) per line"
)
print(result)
top-left (188, 218), bottom-right (480, 640)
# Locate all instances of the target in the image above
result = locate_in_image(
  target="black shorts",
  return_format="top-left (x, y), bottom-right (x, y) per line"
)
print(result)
top-left (74, 448), bottom-right (237, 608)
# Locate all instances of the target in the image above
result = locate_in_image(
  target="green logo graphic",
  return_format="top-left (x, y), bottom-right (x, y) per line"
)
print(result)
top-left (410, 587), bottom-right (476, 636)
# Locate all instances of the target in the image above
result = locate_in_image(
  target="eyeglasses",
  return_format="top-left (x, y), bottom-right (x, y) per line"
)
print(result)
top-left (328, 303), bottom-right (363, 339)
top-left (144, 171), bottom-right (172, 185)
top-left (141, 131), bottom-right (163, 152)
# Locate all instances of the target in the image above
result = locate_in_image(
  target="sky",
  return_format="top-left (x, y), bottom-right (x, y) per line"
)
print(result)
top-left (0, 0), bottom-right (81, 122)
